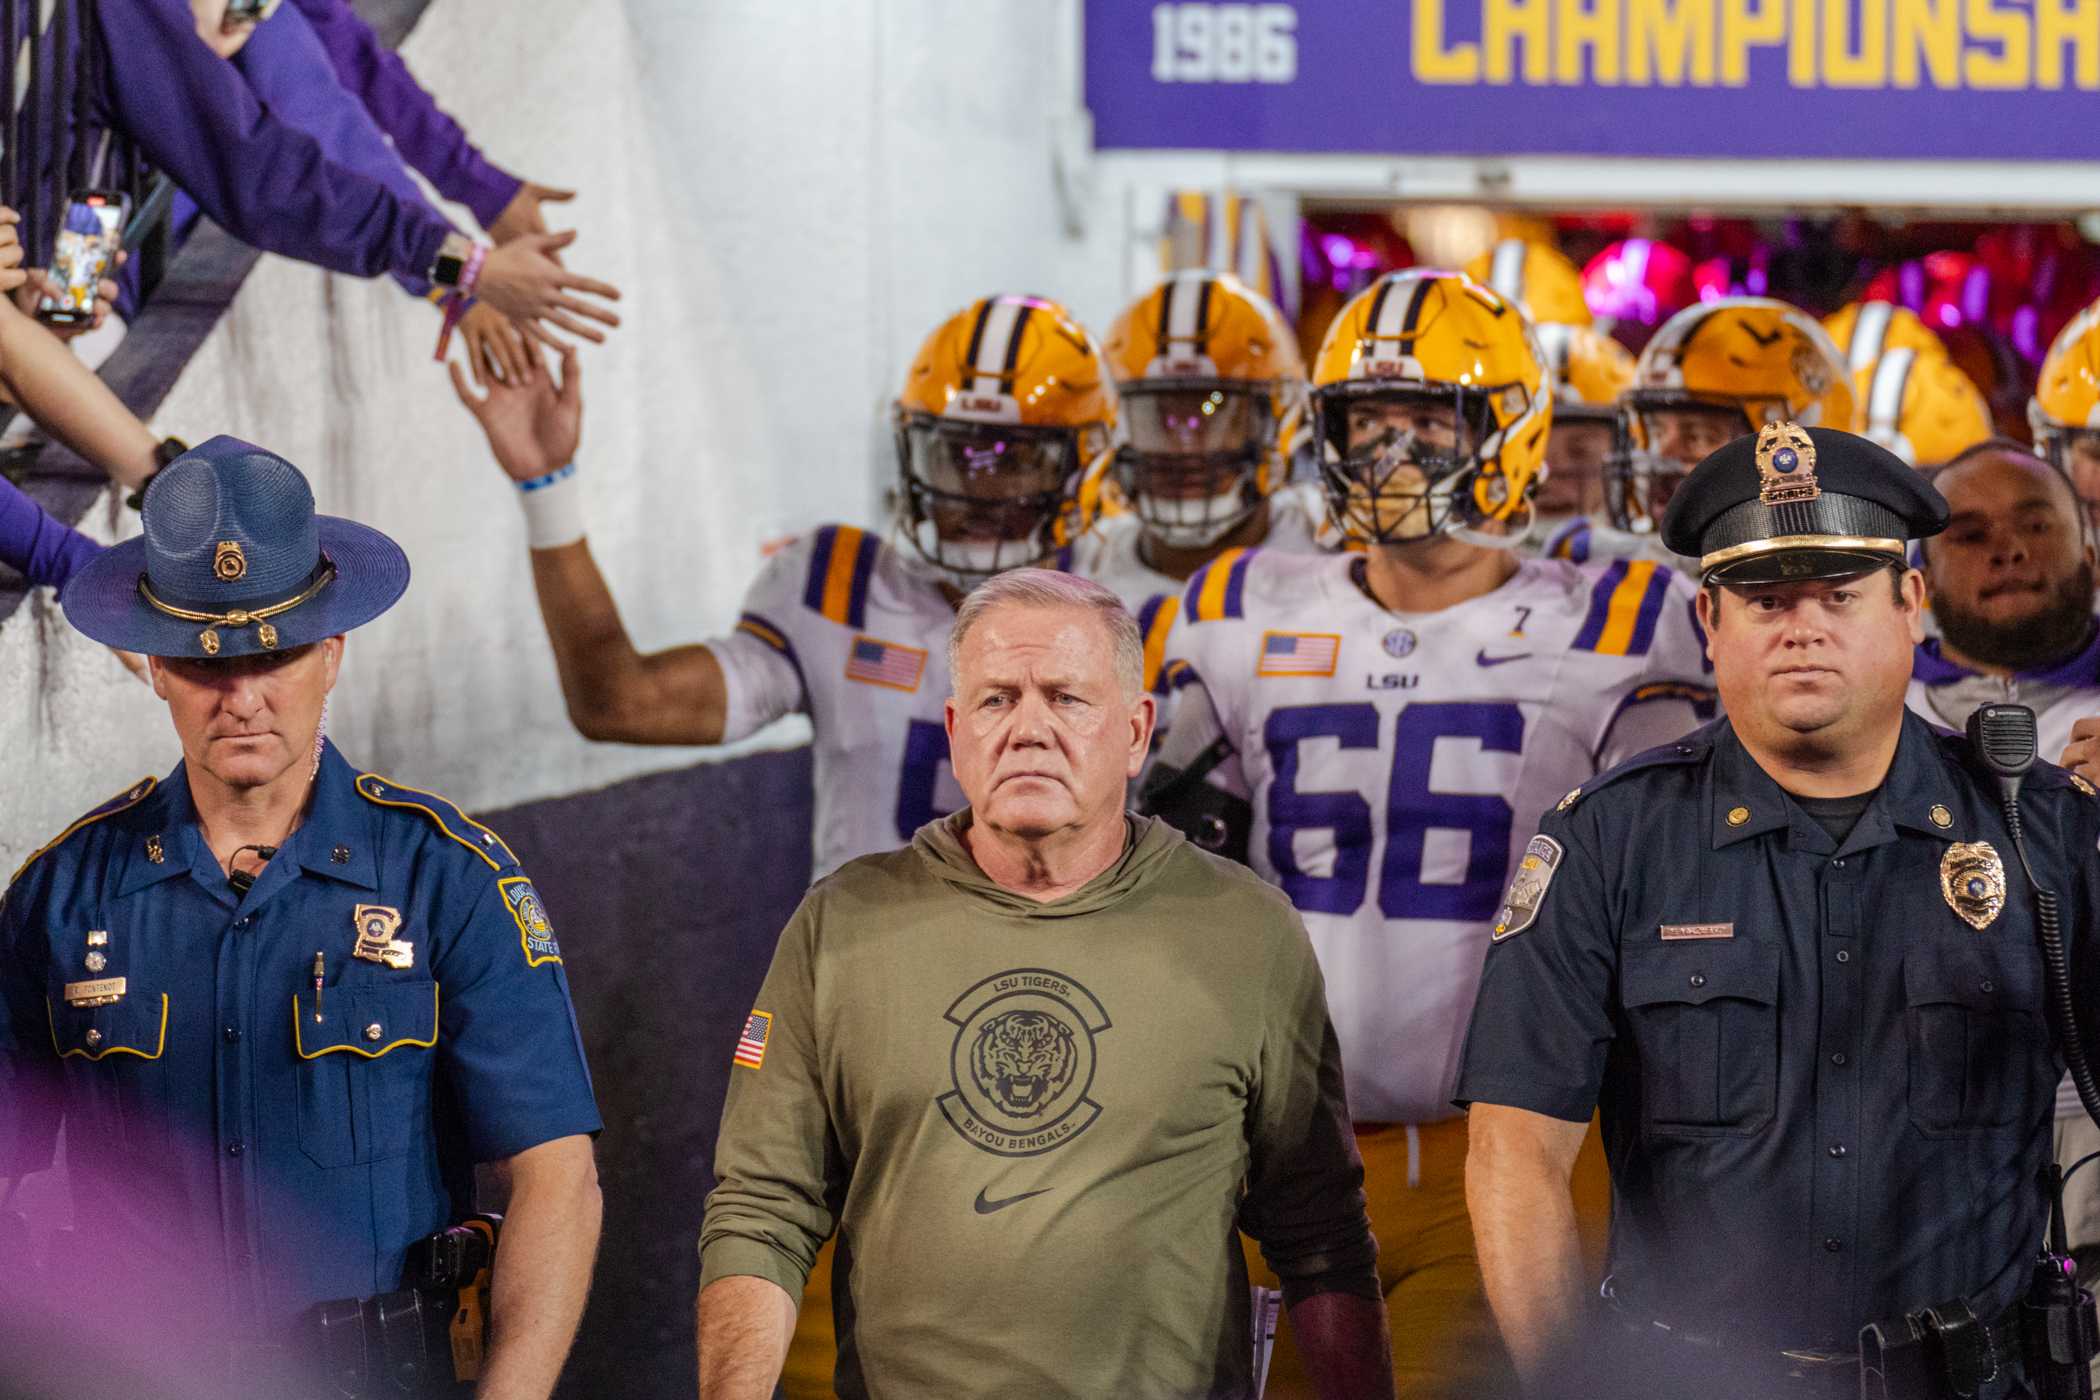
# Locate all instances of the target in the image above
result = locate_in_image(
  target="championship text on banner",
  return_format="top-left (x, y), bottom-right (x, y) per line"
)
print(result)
top-left (1085, 0), bottom-right (2100, 160)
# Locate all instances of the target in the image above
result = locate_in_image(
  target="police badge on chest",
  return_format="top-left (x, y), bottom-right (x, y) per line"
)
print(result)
top-left (352, 904), bottom-right (415, 969)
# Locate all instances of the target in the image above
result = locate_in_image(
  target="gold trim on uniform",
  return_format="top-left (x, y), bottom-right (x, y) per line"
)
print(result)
top-left (138, 558), bottom-right (337, 654)
top-left (1557, 787), bottom-right (1581, 812)
top-left (1940, 841), bottom-right (2006, 931)
top-left (1726, 805), bottom-right (1750, 826)
top-left (2073, 773), bottom-right (2097, 797)
top-left (1929, 804), bottom-right (1953, 829)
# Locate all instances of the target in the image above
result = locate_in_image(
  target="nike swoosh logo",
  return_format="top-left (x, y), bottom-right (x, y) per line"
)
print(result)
top-left (1476, 650), bottom-right (1532, 667)
top-left (973, 1186), bottom-right (1052, 1215)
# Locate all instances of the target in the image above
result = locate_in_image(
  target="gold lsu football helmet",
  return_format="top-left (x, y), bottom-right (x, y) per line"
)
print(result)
top-left (893, 294), bottom-right (1115, 582)
top-left (1462, 239), bottom-right (1594, 329)
top-left (1855, 346), bottom-right (1992, 468)
top-left (1101, 271), bottom-right (1307, 549)
top-left (1821, 299), bottom-right (1951, 378)
top-left (2031, 299), bottom-right (2100, 484)
top-left (1611, 296), bottom-right (1855, 533)
top-left (1310, 269), bottom-right (1550, 545)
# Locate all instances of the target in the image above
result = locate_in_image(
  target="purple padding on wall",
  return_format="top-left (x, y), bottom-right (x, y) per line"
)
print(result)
top-left (486, 743), bottom-right (814, 1399)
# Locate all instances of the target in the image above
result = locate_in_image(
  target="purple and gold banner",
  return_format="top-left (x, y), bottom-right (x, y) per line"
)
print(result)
top-left (1086, 0), bottom-right (2100, 160)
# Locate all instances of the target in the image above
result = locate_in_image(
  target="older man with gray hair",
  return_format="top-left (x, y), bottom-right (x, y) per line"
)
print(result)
top-left (695, 569), bottom-right (1389, 1399)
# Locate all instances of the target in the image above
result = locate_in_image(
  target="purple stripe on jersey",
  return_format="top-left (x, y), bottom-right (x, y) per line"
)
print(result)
top-left (1571, 559), bottom-right (1630, 652)
top-left (844, 531), bottom-right (880, 632)
top-left (1223, 549), bottom-right (1255, 619)
top-left (1625, 566), bottom-right (1673, 657)
top-left (802, 527), bottom-right (839, 615)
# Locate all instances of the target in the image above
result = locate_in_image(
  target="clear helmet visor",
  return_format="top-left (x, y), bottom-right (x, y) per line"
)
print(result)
top-left (1114, 382), bottom-right (1273, 548)
top-left (898, 416), bottom-right (1074, 580)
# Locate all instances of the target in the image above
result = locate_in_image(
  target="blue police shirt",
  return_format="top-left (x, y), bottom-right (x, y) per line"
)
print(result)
top-left (1455, 710), bottom-right (2100, 1348)
top-left (0, 741), bottom-right (600, 1337)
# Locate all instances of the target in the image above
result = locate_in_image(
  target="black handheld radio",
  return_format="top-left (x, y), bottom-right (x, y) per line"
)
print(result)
top-left (1966, 704), bottom-right (2100, 1400)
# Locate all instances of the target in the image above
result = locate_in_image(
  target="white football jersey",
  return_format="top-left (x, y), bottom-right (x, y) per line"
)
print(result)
top-left (1538, 514), bottom-right (1679, 568)
top-left (1072, 483), bottom-right (1328, 696)
top-left (709, 525), bottom-right (965, 880)
top-left (1156, 549), bottom-right (1716, 1124)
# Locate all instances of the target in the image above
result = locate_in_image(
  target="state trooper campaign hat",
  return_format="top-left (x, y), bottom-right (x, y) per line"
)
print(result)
top-left (1660, 421), bottom-right (1949, 585)
top-left (60, 435), bottom-right (409, 658)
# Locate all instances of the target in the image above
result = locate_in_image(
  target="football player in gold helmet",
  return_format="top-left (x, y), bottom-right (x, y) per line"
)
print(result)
top-left (1855, 345), bottom-right (1993, 469)
top-left (1611, 297), bottom-right (1855, 545)
top-left (1143, 270), bottom-right (1714, 1400)
top-left (2031, 300), bottom-right (2100, 534)
top-left (1084, 271), bottom-right (1320, 616)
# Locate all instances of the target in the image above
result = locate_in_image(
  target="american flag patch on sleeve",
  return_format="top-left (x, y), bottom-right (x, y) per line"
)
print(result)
top-left (1256, 631), bottom-right (1341, 677)
top-left (733, 1011), bottom-right (773, 1070)
top-left (843, 635), bottom-right (927, 691)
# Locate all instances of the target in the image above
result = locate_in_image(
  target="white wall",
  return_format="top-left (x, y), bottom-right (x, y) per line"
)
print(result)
top-left (0, 0), bottom-right (1160, 868)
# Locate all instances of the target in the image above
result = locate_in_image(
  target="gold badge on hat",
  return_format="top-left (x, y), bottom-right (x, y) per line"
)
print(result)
top-left (351, 904), bottom-right (415, 970)
top-left (198, 629), bottom-right (221, 656)
top-left (1754, 421), bottom-right (1821, 508)
top-left (213, 540), bottom-right (248, 582)
top-left (1940, 841), bottom-right (2007, 931)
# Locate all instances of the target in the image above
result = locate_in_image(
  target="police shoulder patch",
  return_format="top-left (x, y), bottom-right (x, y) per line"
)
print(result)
top-left (1492, 835), bottom-right (1564, 942)
top-left (499, 876), bottom-right (561, 967)
top-left (356, 772), bottom-right (519, 870)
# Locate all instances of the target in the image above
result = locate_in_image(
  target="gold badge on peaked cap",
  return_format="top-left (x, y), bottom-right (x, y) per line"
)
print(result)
top-left (1754, 421), bottom-right (1820, 508)
top-left (213, 540), bottom-right (247, 582)
top-left (1940, 842), bottom-right (2006, 931)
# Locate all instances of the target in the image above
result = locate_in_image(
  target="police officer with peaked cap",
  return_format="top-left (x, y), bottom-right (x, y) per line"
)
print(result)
top-left (0, 439), bottom-right (602, 1397)
top-left (1455, 423), bottom-right (2100, 1398)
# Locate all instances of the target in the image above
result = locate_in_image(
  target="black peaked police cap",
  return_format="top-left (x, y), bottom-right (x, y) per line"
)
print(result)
top-left (1661, 422), bottom-right (1948, 586)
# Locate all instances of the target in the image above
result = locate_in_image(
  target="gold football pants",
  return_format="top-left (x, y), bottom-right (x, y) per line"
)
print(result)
top-left (1244, 1114), bottom-right (1611, 1400)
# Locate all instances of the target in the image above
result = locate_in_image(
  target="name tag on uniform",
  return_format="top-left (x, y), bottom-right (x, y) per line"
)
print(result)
top-left (1660, 923), bottom-right (1735, 941)
top-left (64, 976), bottom-right (127, 1007)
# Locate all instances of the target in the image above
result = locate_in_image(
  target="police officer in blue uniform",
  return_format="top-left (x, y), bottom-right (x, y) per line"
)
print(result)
top-left (1457, 424), bottom-right (2100, 1399)
top-left (0, 439), bottom-right (602, 1397)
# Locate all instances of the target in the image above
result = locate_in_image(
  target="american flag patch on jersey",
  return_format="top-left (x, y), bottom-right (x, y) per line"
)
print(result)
top-left (1256, 631), bottom-right (1341, 677)
top-left (733, 1011), bottom-right (773, 1070)
top-left (844, 635), bottom-right (927, 691)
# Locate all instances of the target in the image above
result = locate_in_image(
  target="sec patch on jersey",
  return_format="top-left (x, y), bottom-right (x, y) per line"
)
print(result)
top-left (1492, 836), bottom-right (1564, 942)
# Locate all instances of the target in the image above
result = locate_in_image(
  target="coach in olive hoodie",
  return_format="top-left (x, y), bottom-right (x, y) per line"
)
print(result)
top-left (696, 570), bottom-right (1388, 1400)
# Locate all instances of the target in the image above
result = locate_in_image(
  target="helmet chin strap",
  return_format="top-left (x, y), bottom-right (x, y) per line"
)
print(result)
top-left (1451, 496), bottom-right (1535, 551)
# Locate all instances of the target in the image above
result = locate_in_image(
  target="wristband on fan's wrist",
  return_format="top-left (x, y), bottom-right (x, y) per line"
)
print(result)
top-left (516, 461), bottom-right (584, 550)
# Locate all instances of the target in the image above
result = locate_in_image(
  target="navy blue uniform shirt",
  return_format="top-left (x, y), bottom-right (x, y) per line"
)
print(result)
top-left (1455, 710), bottom-right (2100, 1349)
top-left (0, 742), bottom-right (599, 1338)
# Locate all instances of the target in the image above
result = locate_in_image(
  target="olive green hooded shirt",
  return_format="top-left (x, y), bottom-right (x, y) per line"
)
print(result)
top-left (699, 811), bottom-right (1375, 1399)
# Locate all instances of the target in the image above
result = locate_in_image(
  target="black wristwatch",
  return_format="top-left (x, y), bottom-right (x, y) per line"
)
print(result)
top-left (125, 436), bottom-right (190, 512)
top-left (428, 232), bottom-right (474, 290)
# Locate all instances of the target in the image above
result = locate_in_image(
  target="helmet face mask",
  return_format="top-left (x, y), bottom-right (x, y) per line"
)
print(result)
top-left (1113, 379), bottom-right (1277, 549)
top-left (1314, 383), bottom-right (1515, 544)
top-left (895, 412), bottom-right (1083, 581)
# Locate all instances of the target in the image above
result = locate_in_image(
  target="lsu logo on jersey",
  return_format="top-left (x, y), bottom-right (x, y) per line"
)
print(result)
top-left (500, 876), bottom-right (561, 967)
